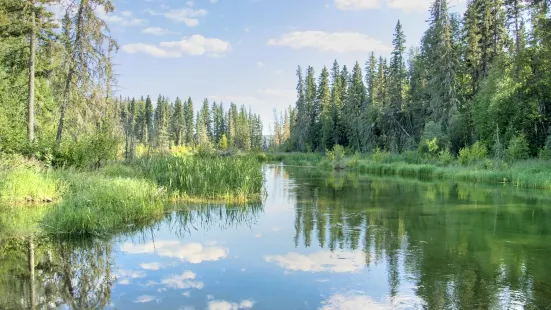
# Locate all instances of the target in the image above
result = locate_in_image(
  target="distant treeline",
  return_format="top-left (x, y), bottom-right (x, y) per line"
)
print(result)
top-left (272, 0), bottom-right (551, 160)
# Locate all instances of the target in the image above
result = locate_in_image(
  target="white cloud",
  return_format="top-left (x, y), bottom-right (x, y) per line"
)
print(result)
top-left (256, 61), bottom-right (265, 68)
top-left (268, 31), bottom-right (391, 54)
top-left (121, 240), bottom-right (228, 263)
top-left (256, 88), bottom-right (295, 97)
top-left (122, 35), bottom-right (231, 58)
top-left (140, 262), bottom-right (162, 270)
top-left (207, 299), bottom-right (255, 310)
top-left (161, 271), bottom-right (205, 289)
top-left (142, 27), bottom-right (177, 36)
top-left (186, 0), bottom-right (194, 6)
top-left (334, 0), bottom-right (381, 10)
top-left (96, 7), bottom-right (146, 26)
top-left (164, 8), bottom-right (207, 27)
top-left (334, 0), bottom-right (464, 11)
top-left (265, 251), bottom-right (366, 273)
top-left (134, 295), bottom-right (156, 303)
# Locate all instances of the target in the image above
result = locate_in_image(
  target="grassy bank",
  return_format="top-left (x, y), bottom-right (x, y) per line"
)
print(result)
top-left (268, 151), bottom-right (551, 190)
top-left (0, 154), bottom-right (265, 236)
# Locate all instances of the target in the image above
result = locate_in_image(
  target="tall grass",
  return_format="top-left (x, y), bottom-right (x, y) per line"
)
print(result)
top-left (42, 173), bottom-right (165, 236)
top-left (0, 156), bottom-right (63, 203)
top-left (271, 152), bottom-right (551, 190)
top-left (136, 155), bottom-right (264, 202)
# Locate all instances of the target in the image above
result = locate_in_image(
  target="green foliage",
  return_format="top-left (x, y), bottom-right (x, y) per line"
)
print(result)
top-left (136, 155), bottom-right (264, 202)
top-left (458, 142), bottom-right (488, 166)
top-left (219, 134), bottom-right (228, 150)
top-left (326, 144), bottom-right (346, 169)
top-left (0, 155), bottom-right (63, 202)
top-left (438, 147), bottom-right (454, 166)
top-left (507, 133), bottom-right (530, 161)
top-left (42, 174), bottom-right (165, 236)
top-left (53, 129), bottom-right (121, 169)
top-left (371, 148), bottom-right (391, 164)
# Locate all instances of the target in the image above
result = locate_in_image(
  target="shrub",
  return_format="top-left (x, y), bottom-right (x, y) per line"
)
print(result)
top-left (437, 148), bottom-right (454, 166)
top-left (458, 141), bottom-right (488, 166)
top-left (371, 148), bottom-right (391, 164)
top-left (401, 150), bottom-right (423, 164)
top-left (507, 133), bottom-right (530, 161)
top-left (332, 145), bottom-right (346, 169)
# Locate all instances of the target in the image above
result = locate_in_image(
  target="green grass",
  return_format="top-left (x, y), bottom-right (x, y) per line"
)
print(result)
top-left (0, 161), bottom-right (64, 203)
top-left (42, 173), bottom-right (165, 236)
top-left (270, 152), bottom-right (551, 190)
top-left (135, 154), bottom-right (265, 203)
top-left (0, 153), bottom-right (265, 237)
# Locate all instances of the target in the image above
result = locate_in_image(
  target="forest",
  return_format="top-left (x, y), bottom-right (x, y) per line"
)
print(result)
top-left (271, 0), bottom-right (551, 163)
top-left (0, 0), bottom-right (263, 169)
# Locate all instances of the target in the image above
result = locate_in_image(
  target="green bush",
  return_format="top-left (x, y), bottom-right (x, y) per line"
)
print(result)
top-left (458, 141), bottom-right (488, 166)
top-left (371, 148), bottom-right (391, 164)
top-left (506, 133), bottom-right (530, 161)
top-left (53, 129), bottom-right (120, 169)
top-left (437, 148), bottom-right (454, 166)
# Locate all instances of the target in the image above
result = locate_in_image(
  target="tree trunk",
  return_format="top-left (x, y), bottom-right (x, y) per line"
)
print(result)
top-left (56, 0), bottom-right (87, 146)
top-left (28, 235), bottom-right (35, 309)
top-left (28, 0), bottom-right (36, 144)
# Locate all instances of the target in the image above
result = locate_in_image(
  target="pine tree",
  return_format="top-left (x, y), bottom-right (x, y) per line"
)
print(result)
top-left (201, 98), bottom-right (212, 139)
top-left (184, 97), bottom-right (194, 145)
top-left (346, 62), bottom-right (366, 151)
top-left (145, 96), bottom-right (154, 145)
top-left (318, 67), bottom-right (333, 150)
top-left (172, 97), bottom-right (185, 146)
top-left (330, 60), bottom-right (343, 146)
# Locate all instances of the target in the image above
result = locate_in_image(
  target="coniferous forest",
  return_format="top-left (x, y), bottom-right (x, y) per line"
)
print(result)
top-left (272, 0), bottom-right (551, 162)
top-left (0, 0), bottom-right (263, 168)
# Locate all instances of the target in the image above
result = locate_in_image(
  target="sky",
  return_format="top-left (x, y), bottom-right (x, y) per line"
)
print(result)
top-left (100, 0), bottom-right (466, 133)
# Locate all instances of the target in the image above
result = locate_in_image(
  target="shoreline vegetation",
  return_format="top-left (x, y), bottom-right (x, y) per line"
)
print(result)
top-left (268, 146), bottom-right (551, 190)
top-left (0, 152), bottom-right (265, 236)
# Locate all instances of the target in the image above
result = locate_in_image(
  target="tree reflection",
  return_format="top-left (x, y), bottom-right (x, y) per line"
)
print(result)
top-left (287, 168), bottom-right (551, 309)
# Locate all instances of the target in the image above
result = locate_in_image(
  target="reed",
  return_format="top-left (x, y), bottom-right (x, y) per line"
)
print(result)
top-left (135, 154), bottom-right (264, 202)
top-left (42, 173), bottom-right (165, 236)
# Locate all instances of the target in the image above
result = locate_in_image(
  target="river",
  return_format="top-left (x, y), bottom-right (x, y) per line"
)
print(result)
top-left (1, 164), bottom-right (550, 309)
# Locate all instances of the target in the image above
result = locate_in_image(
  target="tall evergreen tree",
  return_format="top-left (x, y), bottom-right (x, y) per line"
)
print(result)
top-left (318, 67), bottom-right (333, 150)
top-left (184, 97), bottom-right (194, 145)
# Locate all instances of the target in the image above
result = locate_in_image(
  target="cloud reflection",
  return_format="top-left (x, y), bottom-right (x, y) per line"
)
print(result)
top-left (121, 240), bottom-right (228, 263)
top-left (161, 271), bottom-right (205, 289)
top-left (115, 269), bottom-right (146, 285)
top-left (265, 251), bottom-right (365, 273)
top-left (207, 299), bottom-right (256, 310)
top-left (134, 295), bottom-right (156, 303)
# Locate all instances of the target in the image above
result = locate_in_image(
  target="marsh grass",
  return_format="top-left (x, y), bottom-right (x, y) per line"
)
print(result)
top-left (0, 157), bottom-right (64, 203)
top-left (136, 154), bottom-right (264, 203)
top-left (272, 152), bottom-right (551, 190)
top-left (2, 154), bottom-right (265, 236)
top-left (42, 173), bottom-right (166, 236)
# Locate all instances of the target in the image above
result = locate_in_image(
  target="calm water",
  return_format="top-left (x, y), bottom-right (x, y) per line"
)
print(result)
top-left (1, 165), bottom-right (551, 309)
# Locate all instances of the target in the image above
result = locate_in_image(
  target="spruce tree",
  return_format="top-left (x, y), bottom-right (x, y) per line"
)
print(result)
top-left (318, 67), bottom-right (333, 150)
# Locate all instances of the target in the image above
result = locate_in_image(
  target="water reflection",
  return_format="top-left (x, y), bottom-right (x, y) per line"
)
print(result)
top-left (1, 166), bottom-right (550, 309)
top-left (286, 169), bottom-right (551, 310)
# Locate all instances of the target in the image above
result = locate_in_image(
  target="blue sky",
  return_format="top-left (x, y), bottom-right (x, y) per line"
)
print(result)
top-left (102, 0), bottom-right (466, 133)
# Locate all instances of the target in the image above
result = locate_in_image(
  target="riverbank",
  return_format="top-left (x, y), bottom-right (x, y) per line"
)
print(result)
top-left (268, 152), bottom-right (551, 190)
top-left (0, 154), bottom-right (264, 236)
